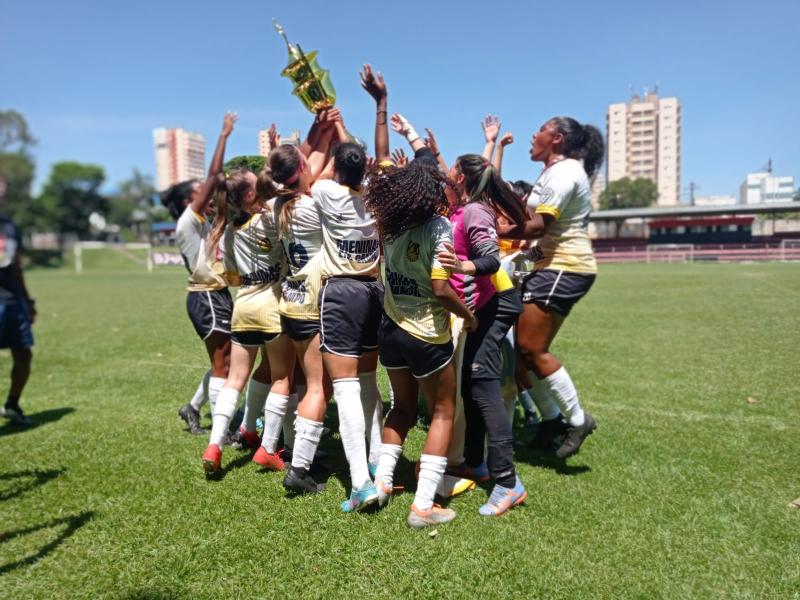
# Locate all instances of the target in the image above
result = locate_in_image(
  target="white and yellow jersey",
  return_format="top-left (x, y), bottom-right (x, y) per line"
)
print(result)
top-left (276, 194), bottom-right (324, 320)
top-left (312, 179), bottom-right (381, 278)
top-left (222, 201), bottom-right (287, 333)
top-left (527, 158), bottom-right (597, 274)
top-left (175, 208), bottom-right (227, 292)
top-left (383, 216), bottom-right (453, 344)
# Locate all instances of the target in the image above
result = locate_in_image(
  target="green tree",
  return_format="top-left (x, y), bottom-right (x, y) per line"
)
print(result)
top-left (36, 162), bottom-right (107, 243)
top-left (599, 177), bottom-right (659, 210)
top-left (0, 110), bottom-right (37, 228)
top-left (224, 155), bottom-right (266, 174)
top-left (0, 109), bottom-right (36, 152)
top-left (118, 169), bottom-right (155, 208)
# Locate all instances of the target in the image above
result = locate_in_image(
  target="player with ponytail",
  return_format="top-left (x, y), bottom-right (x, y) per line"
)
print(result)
top-left (497, 116), bottom-right (604, 459)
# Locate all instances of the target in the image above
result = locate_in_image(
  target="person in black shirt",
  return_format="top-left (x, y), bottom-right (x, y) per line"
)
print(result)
top-left (0, 213), bottom-right (36, 426)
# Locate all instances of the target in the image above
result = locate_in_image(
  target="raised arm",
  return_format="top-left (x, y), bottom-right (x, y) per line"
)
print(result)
top-left (307, 109), bottom-right (338, 179)
top-left (190, 112), bottom-right (237, 214)
top-left (424, 128), bottom-right (448, 172)
top-left (493, 132), bottom-right (513, 175)
top-left (391, 113), bottom-right (426, 153)
top-left (360, 64), bottom-right (390, 162)
top-left (481, 115), bottom-right (500, 161)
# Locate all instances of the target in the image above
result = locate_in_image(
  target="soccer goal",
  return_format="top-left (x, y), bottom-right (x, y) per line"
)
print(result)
top-left (645, 244), bottom-right (695, 264)
top-left (73, 242), bottom-right (153, 274)
top-left (779, 239), bottom-right (800, 262)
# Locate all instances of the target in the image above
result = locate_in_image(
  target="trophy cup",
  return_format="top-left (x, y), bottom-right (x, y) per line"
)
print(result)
top-left (273, 20), bottom-right (337, 113)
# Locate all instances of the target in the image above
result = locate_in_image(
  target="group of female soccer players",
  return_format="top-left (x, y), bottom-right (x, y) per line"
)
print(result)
top-left (163, 65), bottom-right (603, 528)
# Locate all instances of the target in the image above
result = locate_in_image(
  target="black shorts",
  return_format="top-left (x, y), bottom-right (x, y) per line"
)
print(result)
top-left (186, 289), bottom-right (233, 340)
top-left (463, 289), bottom-right (523, 381)
top-left (0, 299), bottom-right (34, 349)
top-left (319, 277), bottom-right (384, 357)
top-left (379, 315), bottom-right (454, 379)
top-left (521, 268), bottom-right (596, 316)
top-left (231, 330), bottom-right (279, 347)
top-left (281, 315), bottom-right (319, 342)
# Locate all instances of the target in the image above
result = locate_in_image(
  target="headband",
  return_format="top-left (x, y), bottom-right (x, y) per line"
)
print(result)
top-left (471, 164), bottom-right (493, 199)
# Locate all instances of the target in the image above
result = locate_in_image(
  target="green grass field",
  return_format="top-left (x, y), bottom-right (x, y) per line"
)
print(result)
top-left (1, 261), bottom-right (799, 599)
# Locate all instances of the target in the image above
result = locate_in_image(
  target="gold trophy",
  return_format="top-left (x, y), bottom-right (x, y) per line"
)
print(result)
top-left (273, 19), bottom-right (337, 113)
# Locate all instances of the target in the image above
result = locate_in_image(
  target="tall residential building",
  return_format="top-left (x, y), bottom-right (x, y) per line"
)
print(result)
top-left (153, 128), bottom-right (206, 192)
top-left (739, 172), bottom-right (795, 204)
top-left (258, 129), bottom-right (302, 157)
top-left (606, 91), bottom-right (681, 206)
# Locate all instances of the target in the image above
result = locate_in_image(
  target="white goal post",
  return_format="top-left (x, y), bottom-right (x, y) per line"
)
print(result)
top-left (73, 241), bottom-right (153, 274)
top-left (645, 244), bottom-right (695, 264)
top-left (779, 239), bottom-right (800, 261)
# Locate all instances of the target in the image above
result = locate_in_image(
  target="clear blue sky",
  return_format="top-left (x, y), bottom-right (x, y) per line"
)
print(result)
top-left (2, 0), bottom-right (798, 201)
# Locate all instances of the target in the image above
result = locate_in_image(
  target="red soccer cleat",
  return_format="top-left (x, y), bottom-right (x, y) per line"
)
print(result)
top-left (202, 444), bottom-right (222, 474)
top-left (252, 446), bottom-right (285, 471)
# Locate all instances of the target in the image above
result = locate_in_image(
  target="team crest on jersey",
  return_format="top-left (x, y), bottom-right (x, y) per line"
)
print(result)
top-left (540, 187), bottom-right (555, 203)
top-left (406, 241), bottom-right (420, 262)
top-left (257, 237), bottom-right (273, 252)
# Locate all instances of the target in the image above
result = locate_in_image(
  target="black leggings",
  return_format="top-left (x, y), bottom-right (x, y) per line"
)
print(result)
top-left (462, 290), bottom-right (522, 488)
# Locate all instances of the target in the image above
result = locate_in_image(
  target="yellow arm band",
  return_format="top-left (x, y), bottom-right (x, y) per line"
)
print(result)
top-left (535, 205), bottom-right (561, 219)
top-left (431, 267), bottom-right (450, 281)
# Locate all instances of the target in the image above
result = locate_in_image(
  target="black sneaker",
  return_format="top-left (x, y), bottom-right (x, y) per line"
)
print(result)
top-left (1, 405), bottom-right (33, 426)
top-left (178, 404), bottom-right (203, 435)
top-left (228, 429), bottom-right (245, 450)
top-left (556, 413), bottom-right (597, 458)
top-left (528, 417), bottom-right (567, 452)
top-left (283, 467), bottom-right (325, 495)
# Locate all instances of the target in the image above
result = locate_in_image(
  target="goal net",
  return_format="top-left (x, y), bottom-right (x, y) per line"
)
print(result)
top-left (645, 244), bottom-right (695, 264)
top-left (73, 242), bottom-right (153, 274)
top-left (779, 239), bottom-right (800, 262)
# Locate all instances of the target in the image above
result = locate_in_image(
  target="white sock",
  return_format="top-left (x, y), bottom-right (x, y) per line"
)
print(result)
top-left (517, 389), bottom-right (535, 414)
top-left (291, 416), bottom-right (324, 471)
top-left (208, 377), bottom-right (225, 415)
top-left (282, 389), bottom-right (301, 449)
top-left (189, 370), bottom-right (211, 411)
top-left (415, 454), bottom-right (447, 511)
top-left (261, 392), bottom-right (289, 453)
top-left (528, 373), bottom-right (561, 421)
top-left (543, 366), bottom-right (585, 426)
top-left (243, 379), bottom-right (270, 433)
top-left (374, 443), bottom-right (402, 488)
top-left (359, 372), bottom-right (382, 464)
top-left (209, 387), bottom-right (238, 447)
top-left (334, 378), bottom-right (371, 490)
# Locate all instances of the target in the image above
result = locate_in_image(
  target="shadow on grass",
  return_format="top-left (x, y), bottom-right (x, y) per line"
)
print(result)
top-left (204, 451), bottom-right (254, 482)
top-left (0, 511), bottom-right (94, 575)
top-left (515, 445), bottom-right (591, 476)
top-left (0, 468), bottom-right (66, 502)
top-left (0, 407), bottom-right (75, 438)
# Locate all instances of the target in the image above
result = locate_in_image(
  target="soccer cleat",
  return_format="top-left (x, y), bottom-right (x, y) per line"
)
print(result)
top-left (1, 406), bottom-right (33, 426)
top-left (240, 427), bottom-right (261, 450)
top-left (556, 413), bottom-right (597, 458)
top-left (228, 429), bottom-right (245, 450)
top-left (436, 473), bottom-right (477, 499)
top-left (340, 483), bottom-right (379, 513)
top-left (478, 477), bottom-right (528, 516)
top-left (252, 446), bottom-right (285, 471)
top-left (202, 444), bottom-right (222, 474)
top-left (446, 461), bottom-right (490, 483)
top-left (283, 467), bottom-right (325, 495)
top-left (524, 409), bottom-right (540, 430)
top-left (368, 462), bottom-right (378, 479)
top-left (376, 480), bottom-right (393, 507)
top-left (528, 417), bottom-right (568, 452)
top-left (178, 404), bottom-right (203, 435)
top-left (407, 504), bottom-right (456, 528)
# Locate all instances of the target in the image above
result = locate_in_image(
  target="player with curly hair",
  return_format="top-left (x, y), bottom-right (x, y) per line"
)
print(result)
top-left (366, 151), bottom-right (477, 528)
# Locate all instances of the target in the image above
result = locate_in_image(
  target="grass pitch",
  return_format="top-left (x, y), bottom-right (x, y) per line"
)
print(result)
top-left (1, 261), bottom-right (798, 599)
